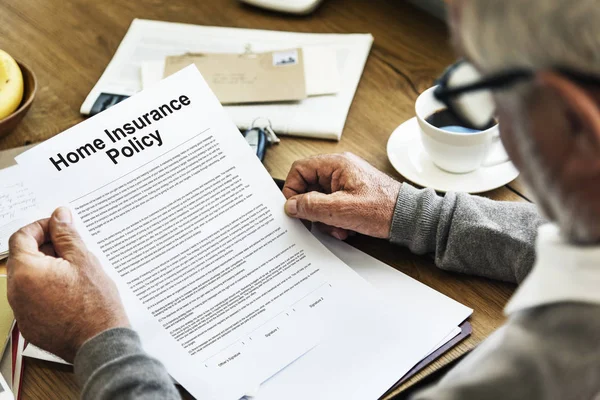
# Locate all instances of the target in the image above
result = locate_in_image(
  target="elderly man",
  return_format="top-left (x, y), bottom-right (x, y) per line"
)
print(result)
top-left (7, 0), bottom-right (600, 398)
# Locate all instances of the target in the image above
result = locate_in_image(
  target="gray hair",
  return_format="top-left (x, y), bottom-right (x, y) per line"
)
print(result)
top-left (456, 0), bottom-right (600, 75)
top-left (456, 0), bottom-right (600, 242)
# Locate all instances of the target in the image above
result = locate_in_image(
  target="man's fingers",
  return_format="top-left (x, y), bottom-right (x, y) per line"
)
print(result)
top-left (48, 207), bottom-right (88, 263)
top-left (283, 155), bottom-right (344, 199)
top-left (314, 222), bottom-right (349, 241)
top-left (283, 162), bottom-right (315, 199)
top-left (7, 219), bottom-right (52, 277)
top-left (39, 243), bottom-right (57, 257)
top-left (285, 191), bottom-right (349, 228)
top-left (8, 219), bottom-right (50, 256)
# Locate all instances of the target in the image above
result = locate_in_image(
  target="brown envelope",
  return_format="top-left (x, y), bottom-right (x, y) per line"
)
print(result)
top-left (164, 49), bottom-right (307, 104)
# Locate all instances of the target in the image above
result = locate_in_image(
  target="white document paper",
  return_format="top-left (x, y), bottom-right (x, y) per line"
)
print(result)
top-left (81, 19), bottom-right (372, 140)
top-left (0, 335), bottom-right (12, 392)
top-left (302, 46), bottom-right (341, 96)
top-left (11, 334), bottom-right (23, 400)
top-left (21, 230), bottom-right (470, 398)
top-left (0, 334), bottom-right (12, 400)
top-left (253, 231), bottom-right (471, 400)
top-left (21, 343), bottom-right (68, 365)
top-left (0, 372), bottom-right (13, 400)
top-left (19, 66), bottom-right (469, 399)
top-left (426, 326), bottom-right (462, 358)
top-left (0, 166), bottom-right (43, 258)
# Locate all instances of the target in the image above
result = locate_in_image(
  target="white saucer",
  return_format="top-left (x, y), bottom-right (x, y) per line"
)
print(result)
top-left (387, 118), bottom-right (519, 194)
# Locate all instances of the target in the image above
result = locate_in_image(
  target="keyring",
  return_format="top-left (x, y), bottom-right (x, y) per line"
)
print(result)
top-left (251, 117), bottom-right (280, 144)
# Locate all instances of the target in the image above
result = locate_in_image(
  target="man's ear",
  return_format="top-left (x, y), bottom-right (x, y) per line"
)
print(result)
top-left (537, 71), bottom-right (600, 151)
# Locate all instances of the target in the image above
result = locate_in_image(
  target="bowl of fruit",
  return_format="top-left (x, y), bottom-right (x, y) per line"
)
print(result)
top-left (0, 49), bottom-right (37, 138)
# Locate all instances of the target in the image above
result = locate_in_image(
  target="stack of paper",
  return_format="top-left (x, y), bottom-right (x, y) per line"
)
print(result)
top-left (15, 66), bottom-right (471, 399)
top-left (81, 19), bottom-right (373, 140)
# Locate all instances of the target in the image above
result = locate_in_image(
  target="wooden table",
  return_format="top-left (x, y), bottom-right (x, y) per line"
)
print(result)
top-left (0, 0), bottom-right (531, 398)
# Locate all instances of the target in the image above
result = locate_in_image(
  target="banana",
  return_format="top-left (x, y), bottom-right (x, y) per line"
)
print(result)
top-left (0, 49), bottom-right (24, 120)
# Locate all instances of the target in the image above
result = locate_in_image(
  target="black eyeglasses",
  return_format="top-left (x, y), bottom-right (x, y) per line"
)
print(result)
top-left (433, 60), bottom-right (600, 130)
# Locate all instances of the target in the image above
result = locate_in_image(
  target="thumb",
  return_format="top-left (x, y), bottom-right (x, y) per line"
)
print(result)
top-left (49, 207), bottom-right (88, 263)
top-left (285, 191), bottom-right (346, 226)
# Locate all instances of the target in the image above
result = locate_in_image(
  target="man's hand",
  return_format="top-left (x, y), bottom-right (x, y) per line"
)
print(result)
top-left (7, 207), bottom-right (129, 362)
top-left (283, 153), bottom-right (401, 240)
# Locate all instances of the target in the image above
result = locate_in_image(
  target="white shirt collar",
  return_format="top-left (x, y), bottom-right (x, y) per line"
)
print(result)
top-left (505, 223), bottom-right (600, 315)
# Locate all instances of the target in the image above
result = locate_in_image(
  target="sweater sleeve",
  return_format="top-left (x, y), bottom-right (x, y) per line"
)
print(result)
top-left (389, 184), bottom-right (545, 283)
top-left (74, 327), bottom-right (181, 400)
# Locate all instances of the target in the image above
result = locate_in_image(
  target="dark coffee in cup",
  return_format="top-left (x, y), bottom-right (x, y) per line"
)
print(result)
top-left (425, 109), bottom-right (496, 132)
top-left (416, 86), bottom-right (508, 173)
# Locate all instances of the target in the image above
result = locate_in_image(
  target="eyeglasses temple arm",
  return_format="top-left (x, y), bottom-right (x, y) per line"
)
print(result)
top-left (434, 69), bottom-right (534, 100)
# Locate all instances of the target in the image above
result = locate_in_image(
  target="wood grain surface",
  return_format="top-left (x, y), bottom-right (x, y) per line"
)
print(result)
top-left (0, 0), bottom-right (527, 398)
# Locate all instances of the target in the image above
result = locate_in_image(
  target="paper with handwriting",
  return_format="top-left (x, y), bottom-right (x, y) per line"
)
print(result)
top-left (0, 165), bottom-right (42, 258)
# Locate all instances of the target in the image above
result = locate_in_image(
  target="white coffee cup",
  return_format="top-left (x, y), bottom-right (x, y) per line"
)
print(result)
top-left (415, 86), bottom-right (508, 174)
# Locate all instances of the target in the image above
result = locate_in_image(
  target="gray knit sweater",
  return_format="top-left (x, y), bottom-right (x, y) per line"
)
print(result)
top-left (73, 184), bottom-right (600, 399)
